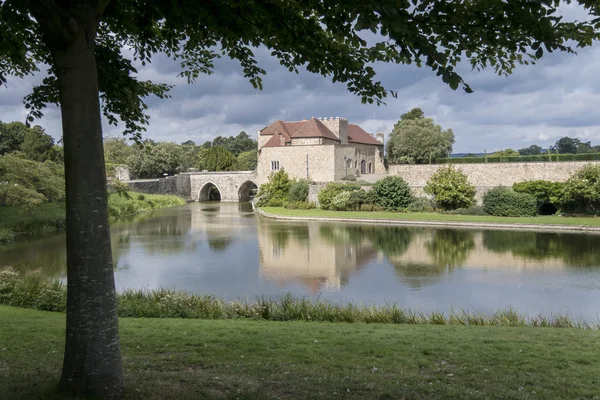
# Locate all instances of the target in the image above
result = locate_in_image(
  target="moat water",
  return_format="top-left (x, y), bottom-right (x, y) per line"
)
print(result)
top-left (3, 202), bottom-right (600, 321)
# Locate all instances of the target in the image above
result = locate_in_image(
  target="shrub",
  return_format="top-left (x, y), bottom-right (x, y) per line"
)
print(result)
top-left (556, 164), bottom-right (600, 215)
top-left (111, 180), bottom-right (132, 200)
top-left (265, 198), bottom-right (285, 207)
top-left (136, 194), bottom-right (146, 201)
top-left (424, 166), bottom-right (476, 210)
top-left (513, 180), bottom-right (563, 215)
top-left (287, 179), bottom-right (309, 202)
top-left (257, 169), bottom-right (292, 206)
top-left (407, 196), bottom-right (434, 213)
top-left (444, 205), bottom-right (487, 215)
top-left (317, 183), bottom-right (343, 210)
top-left (347, 189), bottom-right (369, 211)
top-left (331, 190), bottom-right (352, 211)
top-left (372, 176), bottom-right (413, 211)
top-left (482, 186), bottom-right (537, 217)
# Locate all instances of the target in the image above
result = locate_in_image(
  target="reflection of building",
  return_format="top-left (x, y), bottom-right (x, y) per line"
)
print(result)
top-left (258, 220), bottom-right (377, 292)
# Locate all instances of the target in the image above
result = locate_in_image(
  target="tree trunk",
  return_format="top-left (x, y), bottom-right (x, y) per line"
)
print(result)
top-left (51, 18), bottom-right (123, 399)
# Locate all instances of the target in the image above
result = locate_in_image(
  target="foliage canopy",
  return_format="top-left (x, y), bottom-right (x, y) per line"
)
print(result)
top-left (424, 166), bottom-right (476, 210)
top-left (387, 115), bottom-right (454, 164)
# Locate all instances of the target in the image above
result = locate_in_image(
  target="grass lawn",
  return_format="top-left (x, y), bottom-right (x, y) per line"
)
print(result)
top-left (1, 306), bottom-right (599, 399)
top-left (260, 207), bottom-right (600, 227)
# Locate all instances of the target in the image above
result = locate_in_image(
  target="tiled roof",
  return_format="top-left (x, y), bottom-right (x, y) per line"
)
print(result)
top-left (262, 132), bottom-right (291, 147)
top-left (260, 118), bottom-right (382, 146)
top-left (261, 118), bottom-right (339, 141)
top-left (348, 124), bottom-right (382, 145)
top-left (291, 118), bottom-right (340, 141)
top-left (260, 120), bottom-right (290, 136)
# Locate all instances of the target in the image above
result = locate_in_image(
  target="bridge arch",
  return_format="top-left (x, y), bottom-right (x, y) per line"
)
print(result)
top-left (198, 181), bottom-right (222, 201)
top-left (238, 180), bottom-right (258, 202)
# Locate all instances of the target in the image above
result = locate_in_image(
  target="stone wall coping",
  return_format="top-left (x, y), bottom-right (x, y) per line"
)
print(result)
top-left (255, 208), bottom-right (600, 235)
top-left (182, 171), bottom-right (257, 175)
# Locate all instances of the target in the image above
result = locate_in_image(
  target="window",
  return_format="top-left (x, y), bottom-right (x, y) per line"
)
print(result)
top-left (346, 158), bottom-right (352, 168)
top-left (270, 161), bottom-right (280, 171)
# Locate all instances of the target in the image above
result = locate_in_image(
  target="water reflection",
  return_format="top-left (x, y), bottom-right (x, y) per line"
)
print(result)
top-left (3, 203), bottom-right (600, 320)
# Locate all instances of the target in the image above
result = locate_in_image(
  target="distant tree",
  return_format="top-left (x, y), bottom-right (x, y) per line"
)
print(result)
top-left (180, 144), bottom-right (199, 172)
top-left (489, 148), bottom-right (520, 158)
top-left (196, 146), bottom-right (238, 171)
top-left (228, 131), bottom-right (257, 156)
top-left (0, 154), bottom-right (65, 206)
top-left (518, 145), bottom-right (543, 156)
top-left (103, 137), bottom-right (132, 165)
top-left (20, 126), bottom-right (55, 162)
top-left (400, 107), bottom-right (425, 121)
top-left (181, 140), bottom-right (196, 146)
top-left (237, 149), bottom-right (258, 171)
top-left (0, 121), bottom-right (28, 155)
top-left (127, 142), bottom-right (185, 178)
top-left (554, 137), bottom-right (580, 154)
top-left (386, 115), bottom-right (454, 164)
top-left (201, 141), bottom-right (212, 149)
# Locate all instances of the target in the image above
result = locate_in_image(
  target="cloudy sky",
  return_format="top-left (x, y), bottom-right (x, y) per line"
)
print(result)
top-left (1, 6), bottom-right (599, 153)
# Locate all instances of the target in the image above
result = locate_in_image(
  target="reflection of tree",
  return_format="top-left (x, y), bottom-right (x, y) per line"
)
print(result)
top-left (425, 229), bottom-right (475, 268)
top-left (319, 224), bottom-right (414, 256)
top-left (0, 235), bottom-right (67, 278)
top-left (393, 262), bottom-right (445, 289)
top-left (113, 212), bottom-right (194, 256)
top-left (482, 230), bottom-right (600, 268)
top-left (208, 237), bottom-right (233, 252)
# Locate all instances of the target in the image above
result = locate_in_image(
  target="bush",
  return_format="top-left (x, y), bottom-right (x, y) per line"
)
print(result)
top-left (444, 205), bottom-right (488, 215)
top-left (371, 176), bottom-right (413, 211)
top-left (482, 186), bottom-right (537, 217)
top-left (257, 169), bottom-right (292, 206)
top-left (424, 166), bottom-right (476, 210)
top-left (265, 198), bottom-right (285, 207)
top-left (287, 179), bottom-right (309, 202)
top-left (556, 164), bottom-right (600, 215)
top-left (512, 180), bottom-right (563, 215)
top-left (407, 197), bottom-right (434, 213)
top-left (347, 189), bottom-right (369, 211)
top-left (136, 194), bottom-right (146, 201)
top-left (331, 190), bottom-right (352, 211)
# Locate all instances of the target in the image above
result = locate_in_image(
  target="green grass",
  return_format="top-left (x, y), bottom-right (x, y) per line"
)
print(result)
top-left (0, 269), bottom-right (592, 328)
top-left (261, 207), bottom-right (600, 227)
top-left (0, 192), bottom-right (185, 243)
top-left (1, 305), bottom-right (599, 399)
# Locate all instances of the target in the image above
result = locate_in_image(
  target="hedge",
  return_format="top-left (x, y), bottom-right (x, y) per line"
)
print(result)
top-left (437, 153), bottom-right (600, 164)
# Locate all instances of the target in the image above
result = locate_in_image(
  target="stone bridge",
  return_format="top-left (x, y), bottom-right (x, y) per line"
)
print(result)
top-left (189, 171), bottom-right (258, 202)
top-left (125, 171), bottom-right (259, 202)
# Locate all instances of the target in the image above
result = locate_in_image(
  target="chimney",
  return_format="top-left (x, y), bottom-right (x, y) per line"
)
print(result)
top-left (376, 132), bottom-right (385, 144)
top-left (320, 117), bottom-right (348, 144)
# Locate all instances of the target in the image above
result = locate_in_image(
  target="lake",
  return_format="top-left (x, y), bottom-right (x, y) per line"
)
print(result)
top-left (2, 202), bottom-right (600, 321)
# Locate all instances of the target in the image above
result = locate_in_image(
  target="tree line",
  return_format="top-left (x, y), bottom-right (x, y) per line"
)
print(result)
top-left (104, 131), bottom-right (258, 179)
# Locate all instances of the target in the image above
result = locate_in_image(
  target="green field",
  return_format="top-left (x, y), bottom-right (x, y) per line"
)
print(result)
top-left (1, 306), bottom-right (598, 399)
top-left (260, 207), bottom-right (600, 227)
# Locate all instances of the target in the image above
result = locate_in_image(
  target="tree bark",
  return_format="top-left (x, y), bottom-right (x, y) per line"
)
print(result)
top-left (50, 12), bottom-right (123, 399)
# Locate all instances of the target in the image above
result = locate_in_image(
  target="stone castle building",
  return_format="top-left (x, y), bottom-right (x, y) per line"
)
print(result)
top-left (256, 117), bottom-right (385, 184)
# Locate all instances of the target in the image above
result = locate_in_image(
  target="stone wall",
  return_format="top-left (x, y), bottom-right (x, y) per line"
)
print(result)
top-left (388, 161), bottom-right (600, 202)
top-left (257, 145), bottom-right (336, 184)
top-left (126, 174), bottom-right (192, 200)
